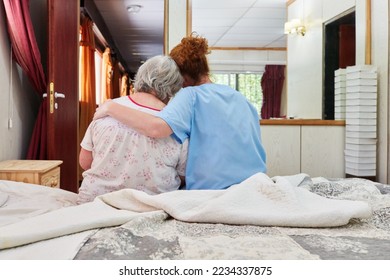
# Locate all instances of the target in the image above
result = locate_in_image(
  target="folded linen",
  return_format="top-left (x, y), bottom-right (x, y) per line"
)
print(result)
top-left (0, 172), bottom-right (372, 250)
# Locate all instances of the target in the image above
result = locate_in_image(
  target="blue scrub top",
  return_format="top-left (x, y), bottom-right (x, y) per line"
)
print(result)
top-left (158, 83), bottom-right (267, 190)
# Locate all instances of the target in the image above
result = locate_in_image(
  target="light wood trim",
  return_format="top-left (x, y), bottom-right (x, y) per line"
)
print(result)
top-left (186, 0), bottom-right (192, 36)
top-left (365, 0), bottom-right (371, 64)
top-left (286, 0), bottom-right (296, 6)
top-left (210, 47), bottom-right (286, 51)
top-left (260, 119), bottom-right (345, 126)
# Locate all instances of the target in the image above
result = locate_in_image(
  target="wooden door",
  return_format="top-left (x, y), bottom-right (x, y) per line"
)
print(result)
top-left (47, 0), bottom-right (80, 193)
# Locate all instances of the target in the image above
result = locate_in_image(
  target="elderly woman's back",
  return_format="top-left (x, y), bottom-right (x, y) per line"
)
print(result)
top-left (77, 56), bottom-right (186, 204)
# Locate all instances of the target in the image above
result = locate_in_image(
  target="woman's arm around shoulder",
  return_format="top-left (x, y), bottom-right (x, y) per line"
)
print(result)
top-left (94, 100), bottom-right (173, 138)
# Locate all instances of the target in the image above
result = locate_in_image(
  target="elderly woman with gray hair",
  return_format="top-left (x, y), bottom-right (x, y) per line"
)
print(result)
top-left (77, 55), bottom-right (187, 204)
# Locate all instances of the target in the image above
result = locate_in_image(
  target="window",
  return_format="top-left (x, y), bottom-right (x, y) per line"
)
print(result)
top-left (211, 73), bottom-right (263, 114)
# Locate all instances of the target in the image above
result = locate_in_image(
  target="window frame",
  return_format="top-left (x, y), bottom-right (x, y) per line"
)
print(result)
top-left (211, 72), bottom-right (264, 115)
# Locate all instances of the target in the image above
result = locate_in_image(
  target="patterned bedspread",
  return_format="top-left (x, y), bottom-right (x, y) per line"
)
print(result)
top-left (74, 177), bottom-right (390, 260)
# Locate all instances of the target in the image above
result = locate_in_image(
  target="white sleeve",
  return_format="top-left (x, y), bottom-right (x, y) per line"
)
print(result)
top-left (80, 123), bottom-right (94, 151)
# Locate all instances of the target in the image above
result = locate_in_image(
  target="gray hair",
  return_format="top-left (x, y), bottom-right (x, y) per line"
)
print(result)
top-left (134, 55), bottom-right (183, 101)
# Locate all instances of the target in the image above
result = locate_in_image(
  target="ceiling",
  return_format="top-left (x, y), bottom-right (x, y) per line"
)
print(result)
top-left (88, 0), bottom-right (287, 74)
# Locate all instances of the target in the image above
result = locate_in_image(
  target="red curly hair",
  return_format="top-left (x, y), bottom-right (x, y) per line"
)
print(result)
top-left (169, 33), bottom-right (211, 84)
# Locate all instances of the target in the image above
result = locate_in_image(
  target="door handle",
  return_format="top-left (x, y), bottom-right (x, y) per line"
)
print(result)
top-left (43, 92), bottom-right (65, 99)
top-left (55, 92), bottom-right (65, 99)
top-left (47, 82), bottom-right (66, 112)
top-left (54, 92), bottom-right (65, 109)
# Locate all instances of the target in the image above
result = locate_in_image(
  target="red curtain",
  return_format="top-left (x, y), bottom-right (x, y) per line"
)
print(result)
top-left (260, 65), bottom-right (285, 119)
top-left (3, 0), bottom-right (47, 159)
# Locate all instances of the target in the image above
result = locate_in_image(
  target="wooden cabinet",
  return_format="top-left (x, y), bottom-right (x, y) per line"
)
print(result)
top-left (0, 160), bottom-right (62, 188)
top-left (261, 125), bottom-right (301, 176)
top-left (301, 126), bottom-right (345, 178)
top-left (261, 120), bottom-right (345, 178)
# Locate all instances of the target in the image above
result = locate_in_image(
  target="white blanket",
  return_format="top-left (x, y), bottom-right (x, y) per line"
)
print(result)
top-left (0, 180), bottom-right (77, 227)
top-left (0, 173), bottom-right (372, 251)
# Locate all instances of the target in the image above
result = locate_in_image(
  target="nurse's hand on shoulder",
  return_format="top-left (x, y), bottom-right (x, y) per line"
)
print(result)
top-left (93, 99), bottom-right (112, 120)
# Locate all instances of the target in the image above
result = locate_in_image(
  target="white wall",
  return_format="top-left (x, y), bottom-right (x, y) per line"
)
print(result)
top-left (370, 0), bottom-right (389, 184)
top-left (286, 0), bottom-right (389, 183)
top-left (0, 2), bottom-right (41, 161)
top-left (286, 0), bottom-right (323, 119)
top-left (166, 0), bottom-right (188, 53)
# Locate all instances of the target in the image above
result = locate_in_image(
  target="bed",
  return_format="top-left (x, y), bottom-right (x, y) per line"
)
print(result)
top-left (0, 172), bottom-right (390, 260)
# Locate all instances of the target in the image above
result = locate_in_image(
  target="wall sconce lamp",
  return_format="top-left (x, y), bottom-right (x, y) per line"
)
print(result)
top-left (284, 19), bottom-right (306, 36)
top-left (127, 4), bottom-right (142, 14)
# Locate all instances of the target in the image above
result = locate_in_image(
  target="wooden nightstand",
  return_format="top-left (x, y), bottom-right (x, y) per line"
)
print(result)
top-left (0, 160), bottom-right (62, 188)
